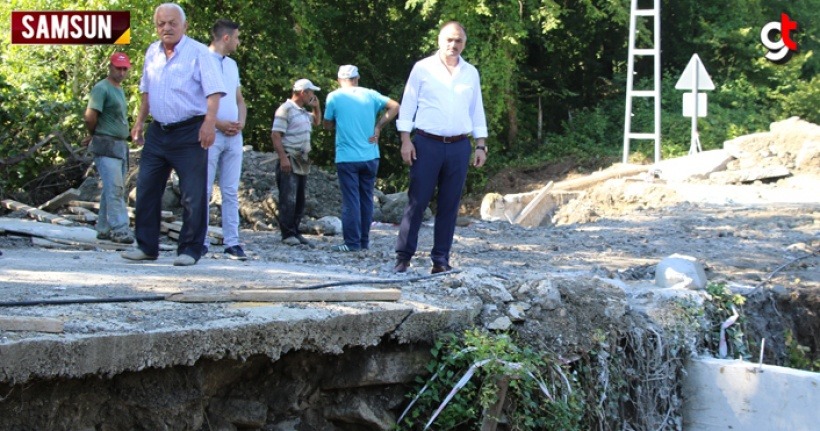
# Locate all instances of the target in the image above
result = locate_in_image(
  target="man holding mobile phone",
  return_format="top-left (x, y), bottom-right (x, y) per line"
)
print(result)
top-left (270, 79), bottom-right (322, 246)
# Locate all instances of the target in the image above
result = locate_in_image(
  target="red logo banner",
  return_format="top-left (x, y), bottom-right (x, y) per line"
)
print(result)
top-left (11, 11), bottom-right (130, 45)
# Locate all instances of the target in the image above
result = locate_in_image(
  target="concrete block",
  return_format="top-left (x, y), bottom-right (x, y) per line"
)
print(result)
top-left (480, 190), bottom-right (538, 222)
top-left (683, 356), bottom-right (820, 431)
top-left (655, 254), bottom-right (707, 289)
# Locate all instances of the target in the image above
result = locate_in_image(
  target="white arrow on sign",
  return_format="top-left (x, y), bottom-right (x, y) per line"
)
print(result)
top-left (675, 54), bottom-right (715, 91)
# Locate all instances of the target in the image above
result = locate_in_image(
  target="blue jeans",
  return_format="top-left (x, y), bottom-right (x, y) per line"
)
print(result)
top-left (134, 120), bottom-right (208, 260)
top-left (395, 135), bottom-right (470, 266)
top-left (337, 159), bottom-right (379, 250)
top-left (95, 155), bottom-right (129, 235)
top-left (206, 132), bottom-right (243, 248)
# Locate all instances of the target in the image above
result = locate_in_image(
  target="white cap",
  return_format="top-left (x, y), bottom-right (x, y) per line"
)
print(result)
top-left (337, 65), bottom-right (359, 79)
top-left (293, 79), bottom-right (320, 91)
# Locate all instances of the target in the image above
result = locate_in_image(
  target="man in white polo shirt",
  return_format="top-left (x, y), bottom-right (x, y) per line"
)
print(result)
top-left (205, 18), bottom-right (247, 260)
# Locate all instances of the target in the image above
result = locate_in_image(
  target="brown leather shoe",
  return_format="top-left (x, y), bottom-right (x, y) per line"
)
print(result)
top-left (431, 264), bottom-right (453, 274)
top-left (393, 260), bottom-right (410, 273)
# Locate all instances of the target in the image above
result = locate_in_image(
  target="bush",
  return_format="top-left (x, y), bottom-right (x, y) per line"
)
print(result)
top-left (398, 329), bottom-right (583, 430)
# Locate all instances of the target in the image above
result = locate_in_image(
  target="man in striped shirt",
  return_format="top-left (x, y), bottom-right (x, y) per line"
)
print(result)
top-left (124, 2), bottom-right (225, 266)
top-left (270, 79), bottom-right (322, 246)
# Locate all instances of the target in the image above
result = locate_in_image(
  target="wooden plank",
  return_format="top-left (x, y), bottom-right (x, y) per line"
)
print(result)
top-left (0, 316), bottom-right (64, 333)
top-left (480, 375), bottom-right (511, 431)
top-left (63, 214), bottom-right (97, 223)
top-left (512, 182), bottom-right (554, 228)
top-left (64, 210), bottom-right (97, 222)
top-left (67, 200), bottom-right (100, 210)
top-left (1, 199), bottom-right (74, 226)
top-left (163, 221), bottom-right (224, 239)
top-left (69, 201), bottom-right (174, 221)
top-left (67, 206), bottom-right (97, 217)
top-left (38, 188), bottom-right (80, 211)
top-left (128, 207), bottom-right (174, 221)
top-left (32, 236), bottom-right (133, 251)
top-left (167, 288), bottom-right (402, 303)
top-left (167, 230), bottom-right (221, 245)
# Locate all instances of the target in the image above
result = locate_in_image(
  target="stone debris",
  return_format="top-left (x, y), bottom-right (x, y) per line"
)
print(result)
top-left (719, 116), bottom-right (820, 181)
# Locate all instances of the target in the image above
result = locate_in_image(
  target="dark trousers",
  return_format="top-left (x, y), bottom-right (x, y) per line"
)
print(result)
top-left (276, 160), bottom-right (307, 239)
top-left (337, 159), bottom-right (379, 250)
top-left (395, 134), bottom-right (470, 266)
top-left (134, 120), bottom-right (208, 260)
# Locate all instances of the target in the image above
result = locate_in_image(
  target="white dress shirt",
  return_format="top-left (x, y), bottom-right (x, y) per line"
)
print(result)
top-left (396, 53), bottom-right (488, 139)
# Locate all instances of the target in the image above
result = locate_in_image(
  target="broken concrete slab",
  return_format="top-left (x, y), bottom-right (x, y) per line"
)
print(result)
top-left (0, 247), bottom-right (479, 383)
top-left (683, 356), bottom-right (820, 431)
top-left (512, 181), bottom-right (555, 228)
top-left (709, 165), bottom-right (791, 184)
top-left (480, 164), bottom-right (648, 225)
top-left (480, 190), bottom-right (539, 223)
top-left (0, 217), bottom-right (97, 242)
top-left (654, 149), bottom-right (734, 182)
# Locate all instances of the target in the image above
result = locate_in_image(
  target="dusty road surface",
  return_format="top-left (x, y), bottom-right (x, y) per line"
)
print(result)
top-left (2, 172), bottom-right (817, 346)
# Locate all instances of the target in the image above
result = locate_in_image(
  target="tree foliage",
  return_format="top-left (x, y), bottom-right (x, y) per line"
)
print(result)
top-left (1, 0), bottom-right (816, 201)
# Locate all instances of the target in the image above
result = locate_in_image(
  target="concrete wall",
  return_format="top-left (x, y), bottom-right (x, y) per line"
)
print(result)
top-left (683, 356), bottom-right (820, 431)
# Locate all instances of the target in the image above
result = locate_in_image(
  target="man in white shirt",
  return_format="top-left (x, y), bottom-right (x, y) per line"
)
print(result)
top-left (393, 21), bottom-right (489, 274)
top-left (125, 2), bottom-right (225, 266)
top-left (205, 18), bottom-right (247, 261)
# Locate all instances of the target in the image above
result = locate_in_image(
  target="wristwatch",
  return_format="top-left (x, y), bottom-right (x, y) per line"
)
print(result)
top-left (475, 145), bottom-right (488, 155)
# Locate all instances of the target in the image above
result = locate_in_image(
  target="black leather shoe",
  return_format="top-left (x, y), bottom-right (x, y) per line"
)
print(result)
top-left (431, 264), bottom-right (453, 274)
top-left (393, 260), bottom-right (410, 273)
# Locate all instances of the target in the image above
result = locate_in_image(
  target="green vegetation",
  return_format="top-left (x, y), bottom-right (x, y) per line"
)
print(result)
top-left (785, 329), bottom-right (820, 372)
top-left (1, 0), bottom-right (817, 201)
top-left (398, 329), bottom-right (583, 430)
top-left (703, 282), bottom-right (751, 360)
top-left (402, 320), bottom-right (696, 430)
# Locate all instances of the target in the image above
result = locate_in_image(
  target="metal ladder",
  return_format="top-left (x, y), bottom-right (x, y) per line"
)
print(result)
top-left (622, 0), bottom-right (661, 163)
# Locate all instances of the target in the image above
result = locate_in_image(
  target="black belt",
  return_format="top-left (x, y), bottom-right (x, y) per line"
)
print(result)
top-left (416, 129), bottom-right (468, 143)
top-left (157, 115), bottom-right (205, 131)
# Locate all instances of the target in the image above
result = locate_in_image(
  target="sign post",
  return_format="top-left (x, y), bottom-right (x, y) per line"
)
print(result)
top-left (675, 54), bottom-right (714, 154)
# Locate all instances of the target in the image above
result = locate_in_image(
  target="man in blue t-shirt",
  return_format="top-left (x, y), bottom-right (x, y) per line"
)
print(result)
top-left (324, 65), bottom-right (399, 251)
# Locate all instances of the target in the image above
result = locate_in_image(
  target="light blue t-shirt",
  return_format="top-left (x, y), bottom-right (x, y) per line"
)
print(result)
top-left (324, 87), bottom-right (389, 163)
